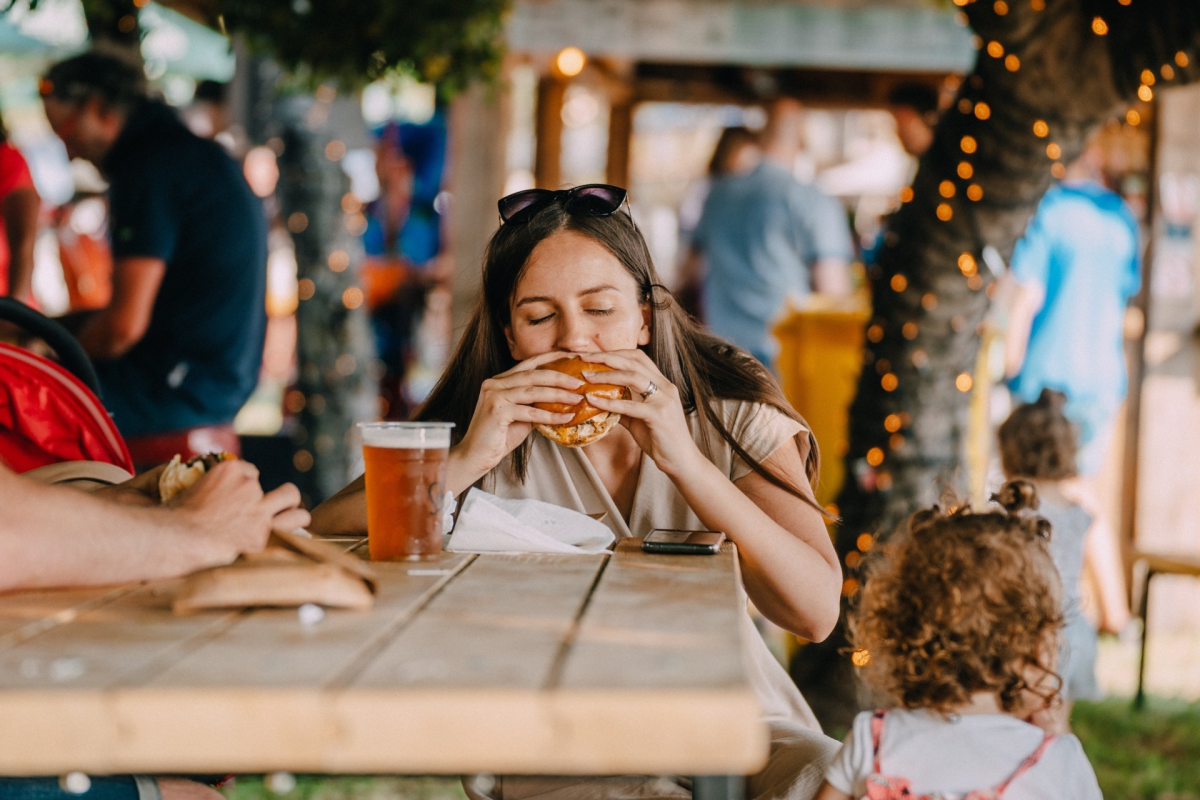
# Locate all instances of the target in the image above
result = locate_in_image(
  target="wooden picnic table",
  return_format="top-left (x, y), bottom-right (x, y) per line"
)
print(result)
top-left (0, 539), bottom-right (766, 799)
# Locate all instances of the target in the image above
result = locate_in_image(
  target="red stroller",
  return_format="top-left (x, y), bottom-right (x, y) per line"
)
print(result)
top-left (0, 298), bottom-right (133, 478)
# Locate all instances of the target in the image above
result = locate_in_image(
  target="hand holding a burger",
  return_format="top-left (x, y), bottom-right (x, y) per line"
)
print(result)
top-left (569, 349), bottom-right (702, 479)
top-left (454, 350), bottom-right (595, 479)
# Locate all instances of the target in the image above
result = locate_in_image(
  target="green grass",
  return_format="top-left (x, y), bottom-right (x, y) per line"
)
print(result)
top-left (1074, 698), bottom-right (1200, 799)
top-left (217, 699), bottom-right (1200, 799)
top-left (221, 775), bottom-right (467, 800)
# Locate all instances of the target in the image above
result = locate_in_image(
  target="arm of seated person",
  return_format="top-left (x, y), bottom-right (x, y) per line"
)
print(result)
top-left (666, 432), bottom-right (841, 640)
top-left (309, 474), bottom-right (367, 536)
top-left (92, 464), bottom-right (167, 506)
top-left (0, 461), bottom-right (309, 592)
top-left (77, 256), bottom-right (166, 359)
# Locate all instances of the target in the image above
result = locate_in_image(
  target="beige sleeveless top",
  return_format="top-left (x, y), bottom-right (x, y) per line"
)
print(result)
top-left (480, 398), bottom-right (823, 733)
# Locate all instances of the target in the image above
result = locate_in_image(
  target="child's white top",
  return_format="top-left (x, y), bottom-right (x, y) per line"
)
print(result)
top-left (825, 709), bottom-right (1102, 799)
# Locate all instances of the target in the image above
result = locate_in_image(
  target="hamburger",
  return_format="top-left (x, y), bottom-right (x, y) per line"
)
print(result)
top-left (533, 356), bottom-right (630, 447)
top-left (159, 452), bottom-right (236, 502)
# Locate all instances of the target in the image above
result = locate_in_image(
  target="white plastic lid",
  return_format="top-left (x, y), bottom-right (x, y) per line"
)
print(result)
top-left (358, 422), bottom-right (454, 449)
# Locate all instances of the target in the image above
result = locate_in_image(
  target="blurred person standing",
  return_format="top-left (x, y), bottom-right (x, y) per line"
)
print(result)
top-left (40, 52), bottom-right (267, 458)
top-left (1004, 140), bottom-right (1140, 634)
top-left (690, 99), bottom-right (854, 367)
top-left (676, 125), bottom-right (761, 321)
top-left (886, 82), bottom-right (940, 159)
top-left (361, 119), bottom-right (449, 419)
top-left (0, 111), bottom-right (40, 303)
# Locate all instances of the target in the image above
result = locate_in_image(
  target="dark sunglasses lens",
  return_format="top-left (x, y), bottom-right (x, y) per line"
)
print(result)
top-left (498, 189), bottom-right (551, 221)
top-left (568, 186), bottom-right (626, 216)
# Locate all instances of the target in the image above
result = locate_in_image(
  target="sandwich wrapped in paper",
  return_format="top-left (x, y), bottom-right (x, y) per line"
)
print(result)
top-left (173, 529), bottom-right (377, 614)
top-left (160, 452), bottom-right (377, 614)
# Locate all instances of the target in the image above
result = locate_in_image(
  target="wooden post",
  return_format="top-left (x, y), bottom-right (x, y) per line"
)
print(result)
top-left (606, 94), bottom-right (634, 188)
top-left (1118, 102), bottom-right (1160, 590)
top-left (447, 82), bottom-right (509, 341)
top-left (535, 75), bottom-right (566, 189)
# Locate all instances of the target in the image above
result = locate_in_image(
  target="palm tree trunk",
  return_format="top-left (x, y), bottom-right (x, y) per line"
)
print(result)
top-left (793, 0), bottom-right (1200, 731)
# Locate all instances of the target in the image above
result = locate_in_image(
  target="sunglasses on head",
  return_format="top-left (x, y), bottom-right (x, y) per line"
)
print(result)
top-left (497, 184), bottom-right (632, 226)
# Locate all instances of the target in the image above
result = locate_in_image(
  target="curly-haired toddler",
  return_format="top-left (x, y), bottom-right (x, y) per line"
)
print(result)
top-left (815, 481), bottom-right (1102, 799)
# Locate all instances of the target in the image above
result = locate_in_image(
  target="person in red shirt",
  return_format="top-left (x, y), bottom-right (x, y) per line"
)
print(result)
top-left (0, 113), bottom-right (40, 302)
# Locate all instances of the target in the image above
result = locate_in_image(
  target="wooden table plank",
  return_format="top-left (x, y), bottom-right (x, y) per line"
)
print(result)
top-left (556, 541), bottom-right (746, 689)
top-left (0, 585), bottom-right (140, 647)
top-left (0, 581), bottom-right (239, 690)
top-left (147, 555), bottom-right (472, 688)
top-left (350, 553), bottom-right (606, 688)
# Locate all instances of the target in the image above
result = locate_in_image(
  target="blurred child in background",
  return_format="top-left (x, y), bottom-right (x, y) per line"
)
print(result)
top-left (999, 389), bottom-right (1102, 718)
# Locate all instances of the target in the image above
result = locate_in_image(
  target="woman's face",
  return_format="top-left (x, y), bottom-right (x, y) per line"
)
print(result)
top-left (505, 229), bottom-right (651, 360)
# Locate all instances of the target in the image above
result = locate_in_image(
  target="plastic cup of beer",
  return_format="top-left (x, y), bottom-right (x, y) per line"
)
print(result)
top-left (358, 422), bottom-right (454, 561)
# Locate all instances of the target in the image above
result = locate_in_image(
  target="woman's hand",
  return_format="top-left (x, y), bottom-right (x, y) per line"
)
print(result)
top-left (454, 351), bottom-right (584, 478)
top-left (580, 349), bottom-right (702, 478)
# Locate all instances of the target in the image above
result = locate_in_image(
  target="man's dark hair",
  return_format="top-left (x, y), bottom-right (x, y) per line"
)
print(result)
top-left (40, 52), bottom-right (145, 114)
top-left (193, 80), bottom-right (228, 105)
top-left (886, 82), bottom-right (940, 117)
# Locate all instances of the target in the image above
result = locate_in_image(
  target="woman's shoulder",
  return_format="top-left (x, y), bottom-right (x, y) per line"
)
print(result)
top-left (709, 396), bottom-right (806, 435)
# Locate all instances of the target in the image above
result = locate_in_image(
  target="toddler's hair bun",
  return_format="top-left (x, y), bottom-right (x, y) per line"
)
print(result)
top-left (1035, 388), bottom-right (1069, 412)
top-left (991, 479), bottom-right (1039, 514)
top-left (908, 505), bottom-right (943, 535)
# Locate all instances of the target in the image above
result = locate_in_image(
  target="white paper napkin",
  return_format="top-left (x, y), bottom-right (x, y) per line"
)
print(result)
top-left (447, 488), bottom-right (615, 554)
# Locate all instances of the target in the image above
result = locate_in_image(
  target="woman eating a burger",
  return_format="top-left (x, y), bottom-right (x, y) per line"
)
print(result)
top-left (311, 184), bottom-right (842, 799)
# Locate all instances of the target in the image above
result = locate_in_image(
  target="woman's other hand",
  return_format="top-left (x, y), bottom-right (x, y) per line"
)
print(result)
top-left (454, 351), bottom-right (582, 478)
top-left (580, 349), bottom-right (701, 478)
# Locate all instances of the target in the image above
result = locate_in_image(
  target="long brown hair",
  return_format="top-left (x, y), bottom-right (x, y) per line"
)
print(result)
top-left (414, 201), bottom-right (821, 510)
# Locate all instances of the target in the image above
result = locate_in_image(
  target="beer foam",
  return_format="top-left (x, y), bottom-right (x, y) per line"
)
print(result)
top-left (359, 422), bottom-right (454, 449)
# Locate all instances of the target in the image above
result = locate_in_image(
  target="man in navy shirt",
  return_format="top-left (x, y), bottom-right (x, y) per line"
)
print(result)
top-left (41, 52), bottom-right (267, 442)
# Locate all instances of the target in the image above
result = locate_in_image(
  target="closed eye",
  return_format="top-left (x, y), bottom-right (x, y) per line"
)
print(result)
top-left (528, 313), bottom-right (554, 325)
top-left (587, 308), bottom-right (614, 316)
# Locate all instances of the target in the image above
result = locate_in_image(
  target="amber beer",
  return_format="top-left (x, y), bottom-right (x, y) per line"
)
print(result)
top-left (358, 422), bottom-right (454, 561)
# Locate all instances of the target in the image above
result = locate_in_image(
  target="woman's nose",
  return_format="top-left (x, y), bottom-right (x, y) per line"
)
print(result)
top-left (555, 311), bottom-right (592, 351)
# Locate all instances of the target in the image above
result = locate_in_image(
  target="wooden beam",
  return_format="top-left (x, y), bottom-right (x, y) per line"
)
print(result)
top-left (447, 81), bottom-right (509, 340)
top-left (535, 76), bottom-right (566, 189)
top-left (606, 95), bottom-right (634, 188)
top-left (1119, 102), bottom-right (1160, 594)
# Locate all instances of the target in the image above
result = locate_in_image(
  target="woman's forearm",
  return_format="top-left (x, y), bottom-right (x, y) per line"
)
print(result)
top-left (665, 457), bottom-right (841, 640)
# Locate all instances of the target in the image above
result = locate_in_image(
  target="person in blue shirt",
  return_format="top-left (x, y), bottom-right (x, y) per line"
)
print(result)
top-left (1005, 144), bottom-right (1141, 634)
top-left (690, 99), bottom-right (854, 368)
top-left (361, 118), bottom-right (448, 419)
top-left (40, 53), bottom-right (267, 446)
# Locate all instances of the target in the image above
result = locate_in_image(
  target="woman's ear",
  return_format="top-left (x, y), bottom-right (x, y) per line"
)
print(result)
top-left (638, 303), bottom-right (652, 346)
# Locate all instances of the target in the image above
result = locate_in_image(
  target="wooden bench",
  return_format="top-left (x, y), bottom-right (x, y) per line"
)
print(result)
top-left (1131, 550), bottom-right (1200, 709)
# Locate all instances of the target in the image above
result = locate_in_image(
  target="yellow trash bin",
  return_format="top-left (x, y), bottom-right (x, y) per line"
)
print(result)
top-left (773, 300), bottom-right (870, 509)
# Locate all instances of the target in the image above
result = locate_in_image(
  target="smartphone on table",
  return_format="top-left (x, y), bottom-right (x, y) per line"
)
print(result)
top-left (641, 529), bottom-right (726, 555)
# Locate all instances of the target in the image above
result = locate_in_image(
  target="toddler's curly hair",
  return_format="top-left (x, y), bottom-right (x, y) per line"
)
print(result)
top-left (850, 480), bottom-right (1064, 716)
top-left (998, 388), bottom-right (1077, 480)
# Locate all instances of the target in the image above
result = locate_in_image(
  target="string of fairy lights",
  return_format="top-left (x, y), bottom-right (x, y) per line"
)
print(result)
top-left (842, 0), bottom-right (1182, 605)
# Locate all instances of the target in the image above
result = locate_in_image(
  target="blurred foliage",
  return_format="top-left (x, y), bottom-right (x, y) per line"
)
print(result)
top-left (215, 0), bottom-right (509, 93)
top-left (1075, 698), bottom-right (1200, 799)
top-left (7, 0), bottom-right (509, 93)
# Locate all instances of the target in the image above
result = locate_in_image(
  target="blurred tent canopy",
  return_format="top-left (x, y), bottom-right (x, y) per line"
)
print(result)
top-left (0, 0), bottom-right (233, 81)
